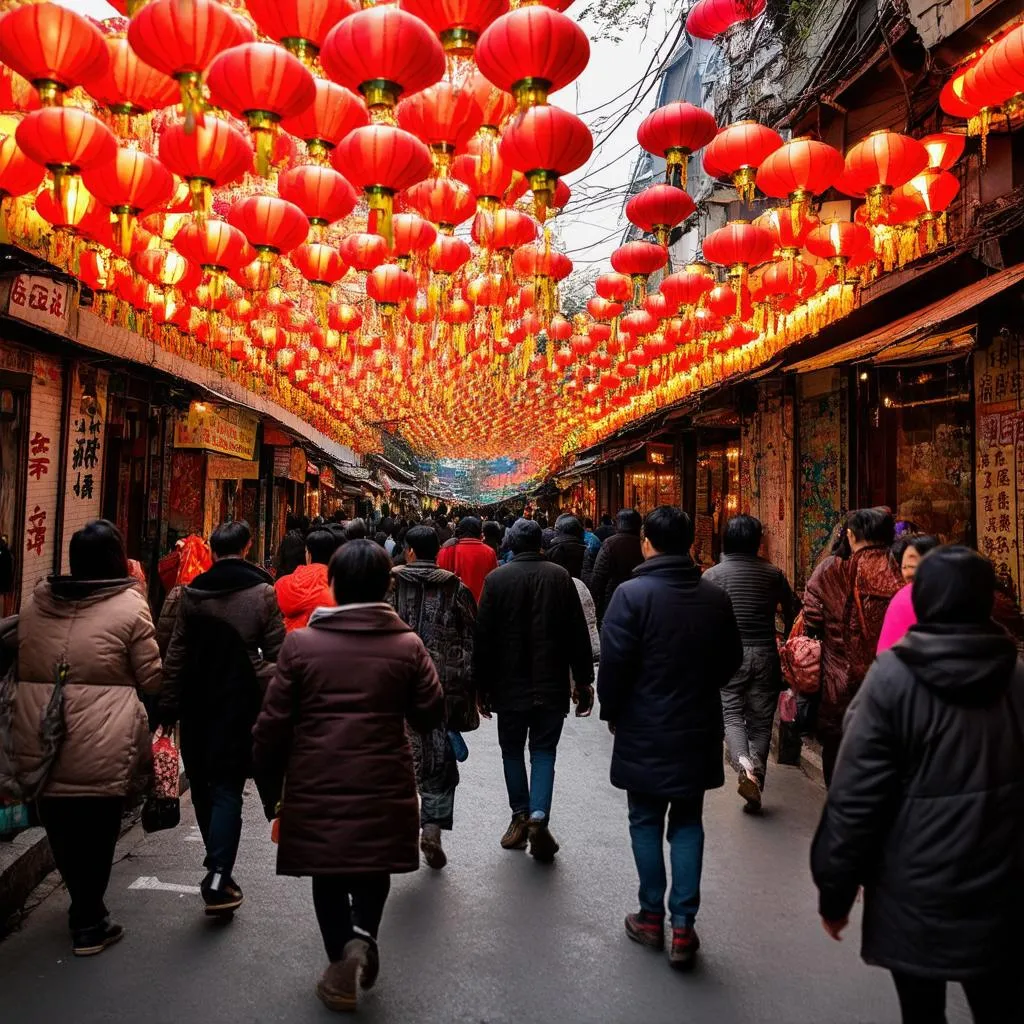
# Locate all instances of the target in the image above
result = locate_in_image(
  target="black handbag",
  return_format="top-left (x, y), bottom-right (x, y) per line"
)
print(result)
top-left (141, 795), bottom-right (180, 833)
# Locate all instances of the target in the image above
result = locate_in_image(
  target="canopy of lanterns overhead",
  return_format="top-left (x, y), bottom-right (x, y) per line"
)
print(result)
top-left (0, 0), bottom-right (594, 461)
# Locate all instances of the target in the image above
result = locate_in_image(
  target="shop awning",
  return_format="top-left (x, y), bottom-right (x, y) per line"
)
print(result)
top-left (787, 263), bottom-right (1024, 374)
top-left (381, 473), bottom-right (417, 493)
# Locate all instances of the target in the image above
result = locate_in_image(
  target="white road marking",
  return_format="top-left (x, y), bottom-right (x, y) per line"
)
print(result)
top-left (128, 876), bottom-right (201, 895)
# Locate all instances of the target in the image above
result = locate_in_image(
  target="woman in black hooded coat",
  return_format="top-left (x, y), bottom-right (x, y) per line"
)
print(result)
top-left (811, 546), bottom-right (1024, 1023)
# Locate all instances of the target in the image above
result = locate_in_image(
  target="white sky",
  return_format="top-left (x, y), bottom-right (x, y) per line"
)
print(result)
top-left (56, 0), bottom-right (678, 275)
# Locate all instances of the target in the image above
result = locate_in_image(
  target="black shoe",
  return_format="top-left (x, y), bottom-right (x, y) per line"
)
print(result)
top-left (527, 818), bottom-right (560, 863)
top-left (72, 920), bottom-right (124, 957)
top-left (201, 871), bottom-right (244, 916)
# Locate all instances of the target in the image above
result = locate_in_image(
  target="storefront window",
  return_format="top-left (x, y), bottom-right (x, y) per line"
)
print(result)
top-left (624, 449), bottom-right (680, 515)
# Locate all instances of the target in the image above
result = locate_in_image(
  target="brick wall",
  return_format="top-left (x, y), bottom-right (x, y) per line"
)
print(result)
top-left (20, 354), bottom-right (63, 606)
top-left (60, 364), bottom-right (108, 574)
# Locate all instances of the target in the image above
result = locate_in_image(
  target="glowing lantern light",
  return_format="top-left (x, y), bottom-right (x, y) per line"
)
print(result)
top-left (158, 117), bottom-right (252, 215)
top-left (82, 37), bottom-right (179, 118)
top-left (397, 81), bottom-right (485, 172)
top-left (245, 0), bottom-right (359, 63)
top-left (391, 212), bottom-right (438, 268)
top-left (340, 231), bottom-right (390, 272)
top-left (610, 240), bottom-right (669, 302)
top-left (703, 120), bottom-right (783, 204)
top-left (367, 264), bottom-right (417, 316)
top-left (805, 220), bottom-right (873, 283)
top-left (280, 80), bottom-right (369, 165)
top-left (842, 130), bottom-right (928, 222)
top-left (403, 176), bottom-right (476, 233)
top-left (278, 164), bottom-right (359, 232)
top-left (756, 137), bottom-right (844, 232)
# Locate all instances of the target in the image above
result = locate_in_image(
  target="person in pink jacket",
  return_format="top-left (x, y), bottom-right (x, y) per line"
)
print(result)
top-left (877, 535), bottom-right (940, 652)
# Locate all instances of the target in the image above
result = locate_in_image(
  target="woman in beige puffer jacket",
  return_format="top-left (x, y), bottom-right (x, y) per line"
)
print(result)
top-left (11, 519), bottom-right (161, 957)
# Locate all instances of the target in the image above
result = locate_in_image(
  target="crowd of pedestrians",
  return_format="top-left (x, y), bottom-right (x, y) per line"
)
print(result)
top-left (1, 500), bottom-right (1022, 1020)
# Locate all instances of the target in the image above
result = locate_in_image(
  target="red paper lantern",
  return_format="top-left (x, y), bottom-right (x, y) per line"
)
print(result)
top-left (610, 241), bottom-right (668, 300)
top-left (805, 220), bottom-right (872, 281)
top-left (82, 148), bottom-right (174, 256)
top-left (464, 68), bottom-right (517, 131)
top-left (428, 234), bottom-right (473, 275)
top-left (703, 120), bottom-right (783, 203)
top-left (80, 248), bottom-right (114, 293)
top-left (919, 133), bottom-right (966, 171)
top-left (340, 231), bottom-right (390, 272)
top-left (320, 5), bottom-right (446, 113)
top-left (403, 176), bottom-right (475, 232)
top-left (82, 37), bottom-right (179, 116)
top-left (659, 265), bottom-right (715, 310)
top-left (451, 148), bottom-right (513, 209)
top-left (755, 205), bottom-right (818, 255)
top-left (367, 264), bottom-right (417, 314)
top-left (587, 295), bottom-right (623, 320)
top-left (595, 272), bottom-right (632, 304)
top-left (228, 195), bottom-right (309, 259)
top-left (0, 2), bottom-right (107, 106)
top-left (703, 220), bottom-right (774, 271)
top-left (158, 117), bottom-right (252, 213)
top-left (625, 183), bottom-right (696, 246)
top-left (34, 180), bottom-right (97, 232)
top-left (0, 134), bottom-right (45, 200)
top-left (278, 164), bottom-right (358, 231)
top-left (291, 242), bottom-right (348, 285)
top-left (281, 80), bottom-right (369, 164)
top-left (245, 0), bottom-right (359, 61)
top-left (756, 137), bottom-right (844, 226)
top-left (397, 81), bottom-right (485, 169)
top-left (400, 0), bottom-right (509, 59)
top-left (328, 301), bottom-right (363, 334)
top-left (333, 125), bottom-right (433, 242)
top-left (206, 43), bottom-right (317, 177)
top-left (842, 130), bottom-right (928, 221)
top-left (637, 101), bottom-right (718, 189)
top-left (392, 213), bottom-right (438, 264)
top-left (128, 0), bottom-right (252, 125)
top-left (134, 248), bottom-right (192, 289)
top-left (472, 208), bottom-right (536, 252)
top-left (499, 104), bottom-right (592, 220)
top-left (16, 107), bottom-right (116, 204)
top-left (466, 272), bottom-right (507, 307)
top-left (686, 0), bottom-right (765, 40)
top-left (476, 7), bottom-right (589, 108)
top-left (174, 219), bottom-right (253, 307)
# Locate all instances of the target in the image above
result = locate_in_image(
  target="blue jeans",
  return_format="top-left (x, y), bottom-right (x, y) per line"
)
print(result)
top-left (191, 777), bottom-right (245, 877)
top-left (627, 792), bottom-right (705, 928)
top-left (496, 708), bottom-right (565, 820)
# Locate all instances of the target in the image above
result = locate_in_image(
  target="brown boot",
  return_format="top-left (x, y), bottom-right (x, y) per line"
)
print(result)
top-left (624, 911), bottom-right (665, 950)
top-left (669, 926), bottom-right (700, 971)
top-left (316, 939), bottom-right (368, 1013)
top-left (527, 818), bottom-right (560, 863)
top-left (420, 824), bottom-right (447, 870)
top-left (500, 812), bottom-right (529, 850)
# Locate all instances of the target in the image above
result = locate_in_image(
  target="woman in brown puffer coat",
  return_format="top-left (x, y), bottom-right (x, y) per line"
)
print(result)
top-left (10, 520), bottom-right (161, 957)
top-left (252, 539), bottom-right (444, 1014)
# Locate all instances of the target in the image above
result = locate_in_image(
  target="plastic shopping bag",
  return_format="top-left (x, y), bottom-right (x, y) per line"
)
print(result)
top-left (151, 727), bottom-right (179, 799)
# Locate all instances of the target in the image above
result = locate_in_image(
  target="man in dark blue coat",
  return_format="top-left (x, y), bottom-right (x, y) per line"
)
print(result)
top-left (598, 506), bottom-right (742, 971)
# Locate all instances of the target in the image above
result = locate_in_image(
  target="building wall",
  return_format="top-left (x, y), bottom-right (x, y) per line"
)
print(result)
top-left (796, 369), bottom-right (849, 590)
top-left (20, 354), bottom-right (63, 606)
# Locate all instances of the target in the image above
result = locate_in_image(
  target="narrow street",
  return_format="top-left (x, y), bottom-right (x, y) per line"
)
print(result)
top-left (1, 722), bottom-right (969, 1024)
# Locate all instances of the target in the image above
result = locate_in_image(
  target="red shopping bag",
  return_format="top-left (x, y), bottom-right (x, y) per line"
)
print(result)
top-left (151, 727), bottom-right (179, 799)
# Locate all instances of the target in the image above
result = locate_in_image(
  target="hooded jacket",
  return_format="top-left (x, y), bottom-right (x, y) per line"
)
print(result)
top-left (546, 533), bottom-right (587, 581)
top-left (811, 624), bottom-right (1024, 978)
top-left (275, 562), bottom-right (333, 632)
top-left (598, 555), bottom-right (743, 797)
top-left (389, 560), bottom-right (477, 731)
top-left (10, 578), bottom-right (161, 798)
top-left (436, 537), bottom-right (498, 604)
top-left (251, 603), bottom-right (444, 876)
top-left (160, 558), bottom-right (285, 780)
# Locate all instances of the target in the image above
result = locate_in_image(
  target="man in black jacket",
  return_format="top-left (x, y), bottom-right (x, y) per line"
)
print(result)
top-left (812, 546), bottom-right (1024, 1022)
top-left (474, 518), bottom-right (595, 863)
top-left (161, 520), bottom-right (285, 915)
top-left (599, 506), bottom-right (742, 971)
top-left (545, 514), bottom-right (587, 580)
top-left (589, 508), bottom-right (644, 623)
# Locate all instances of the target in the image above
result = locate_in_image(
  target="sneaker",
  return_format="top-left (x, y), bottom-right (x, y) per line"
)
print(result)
top-left (669, 926), bottom-right (700, 971)
top-left (420, 825), bottom-right (448, 870)
top-left (624, 911), bottom-right (665, 950)
top-left (527, 818), bottom-right (560, 863)
top-left (737, 769), bottom-right (762, 812)
top-left (201, 871), bottom-right (244, 916)
top-left (500, 812), bottom-right (530, 850)
top-left (72, 920), bottom-right (124, 957)
top-left (316, 941), bottom-right (367, 1013)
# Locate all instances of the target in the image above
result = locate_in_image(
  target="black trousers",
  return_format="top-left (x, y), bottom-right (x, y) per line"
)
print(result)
top-left (892, 970), bottom-right (1024, 1023)
top-left (37, 797), bottom-right (123, 931)
top-left (311, 873), bottom-right (391, 963)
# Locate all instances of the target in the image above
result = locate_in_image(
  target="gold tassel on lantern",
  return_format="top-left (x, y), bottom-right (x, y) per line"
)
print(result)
top-left (178, 71), bottom-right (205, 134)
top-left (366, 186), bottom-right (395, 248)
top-left (247, 112), bottom-right (279, 179)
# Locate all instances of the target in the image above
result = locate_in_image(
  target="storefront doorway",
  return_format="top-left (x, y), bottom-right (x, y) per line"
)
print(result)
top-left (0, 377), bottom-right (27, 615)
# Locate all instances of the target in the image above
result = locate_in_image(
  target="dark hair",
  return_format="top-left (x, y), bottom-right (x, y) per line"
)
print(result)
top-left (846, 507), bottom-right (895, 545)
top-left (305, 528), bottom-right (339, 566)
top-left (285, 514), bottom-right (302, 533)
top-left (328, 539), bottom-right (393, 605)
top-left (912, 545), bottom-right (995, 625)
top-left (406, 525), bottom-right (440, 560)
top-left (643, 506), bottom-right (693, 556)
top-left (328, 523), bottom-right (347, 547)
top-left (456, 516), bottom-right (483, 539)
top-left (69, 519), bottom-right (129, 580)
top-left (373, 531), bottom-right (388, 548)
top-left (723, 514), bottom-right (763, 556)
top-left (617, 508), bottom-right (643, 535)
top-left (555, 513), bottom-right (584, 540)
top-left (211, 520), bottom-right (252, 558)
top-left (583, 517), bottom-right (594, 530)
top-left (508, 517), bottom-right (542, 553)
top-left (827, 520), bottom-right (852, 560)
top-left (483, 521), bottom-right (502, 544)
top-left (345, 518), bottom-right (367, 541)
top-left (381, 517), bottom-right (395, 537)
top-left (893, 533), bottom-right (941, 565)
top-left (600, 514), bottom-right (613, 527)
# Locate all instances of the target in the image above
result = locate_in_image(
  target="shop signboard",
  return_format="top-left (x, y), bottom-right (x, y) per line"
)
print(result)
top-left (6, 274), bottom-right (73, 336)
top-left (273, 445), bottom-right (307, 483)
top-left (206, 455), bottom-right (260, 481)
top-left (174, 405), bottom-right (258, 459)
top-left (320, 465), bottom-right (336, 490)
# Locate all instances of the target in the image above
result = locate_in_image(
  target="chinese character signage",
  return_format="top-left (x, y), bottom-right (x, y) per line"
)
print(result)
top-left (68, 367), bottom-right (107, 509)
top-left (975, 336), bottom-right (1024, 602)
top-left (174, 404), bottom-right (258, 460)
top-left (6, 274), bottom-right (73, 335)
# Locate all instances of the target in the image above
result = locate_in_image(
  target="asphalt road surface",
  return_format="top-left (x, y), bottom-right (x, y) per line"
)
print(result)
top-left (1, 718), bottom-right (971, 1024)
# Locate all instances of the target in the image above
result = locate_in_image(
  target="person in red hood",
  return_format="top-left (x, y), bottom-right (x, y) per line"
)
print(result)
top-left (275, 528), bottom-right (339, 632)
top-left (437, 516), bottom-right (497, 605)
